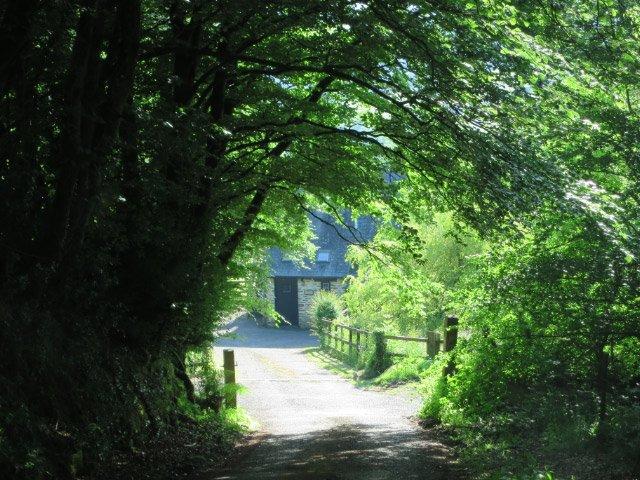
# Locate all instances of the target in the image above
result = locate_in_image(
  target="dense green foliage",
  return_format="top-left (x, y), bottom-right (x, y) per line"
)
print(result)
top-left (310, 290), bottom-right (343, 324)
top-left (1, 0), bottom-right (638, 478)
top-left (345, 204), bottom-right (640, 476)
top-left (340, 2), bottom-right (640, 471)
top-left (435, 189), bottom-right (640, 477)
top-left (344, 211), bottom-right (484, 334)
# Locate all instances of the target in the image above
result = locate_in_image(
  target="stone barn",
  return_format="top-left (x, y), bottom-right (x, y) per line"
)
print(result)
top-left (266, 212), bottom-right (376, 329)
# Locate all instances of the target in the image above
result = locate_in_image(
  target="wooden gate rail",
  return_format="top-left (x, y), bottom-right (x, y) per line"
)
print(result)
top-left (313, 317), bottom-right (456, 360)
top-left (313, 319), bottom-right (370, 360)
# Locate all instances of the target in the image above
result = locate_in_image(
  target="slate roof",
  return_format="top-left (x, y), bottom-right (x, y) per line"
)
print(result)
top-left (269, 211), bottom-right (377, 279)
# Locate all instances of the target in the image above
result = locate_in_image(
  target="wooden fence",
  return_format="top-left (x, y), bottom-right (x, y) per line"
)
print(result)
top-left (312, 316), bottom-right (458, 365)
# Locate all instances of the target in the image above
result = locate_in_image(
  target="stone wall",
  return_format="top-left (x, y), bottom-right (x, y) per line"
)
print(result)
top-left (297, 278), bottom-right (346, 329)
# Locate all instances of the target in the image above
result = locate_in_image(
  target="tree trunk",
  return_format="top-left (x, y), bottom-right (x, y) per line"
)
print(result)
top-left (217, 184), bottom-right (270, 267)
top-left (0, 0), bottom-right (40, 95)
top-left (173, 354), bottom-right (196, 404)
top-left (595, 342), bottom-right (610, 447)
top-left (43, 1), bottom-right (141, 266)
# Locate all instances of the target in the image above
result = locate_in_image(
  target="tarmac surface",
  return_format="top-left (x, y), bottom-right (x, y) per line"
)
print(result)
top-left (211, 315), bottom-right (460, 480)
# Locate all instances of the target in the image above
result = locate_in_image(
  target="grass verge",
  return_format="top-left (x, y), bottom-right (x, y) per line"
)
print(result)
top-left (373, 356), bottom-right (432, 387)
top-left (303, 347), bottom-right (374, 388)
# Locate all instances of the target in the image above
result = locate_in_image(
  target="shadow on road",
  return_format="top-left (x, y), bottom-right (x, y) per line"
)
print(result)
top-left (207, 424), bottom-right (460, 480)
top-left (215, 314), bottom-right (319, 350)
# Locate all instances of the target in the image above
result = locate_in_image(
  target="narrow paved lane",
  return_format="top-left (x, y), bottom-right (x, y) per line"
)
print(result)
top-left (211, 315), bottom-right (460, 480)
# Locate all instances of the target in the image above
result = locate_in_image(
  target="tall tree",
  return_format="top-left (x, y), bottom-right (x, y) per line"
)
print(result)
top-left (0, 1), bottom-right (592, 478)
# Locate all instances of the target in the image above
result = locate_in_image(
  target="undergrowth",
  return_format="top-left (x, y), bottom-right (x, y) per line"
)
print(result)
top-left (316, 343), bottom-right (638, 479)
top-left (417, 356), bottom-right (639, 480)
top-left (373, 356), bottom-right (432, 386)
top-left (88, 408), bottom-right (248, 480)
top-left (87, 348), bottom-right (250, 480)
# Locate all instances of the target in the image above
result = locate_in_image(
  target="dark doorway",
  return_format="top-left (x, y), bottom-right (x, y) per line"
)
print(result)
top-left (274, 277), bottom-right (299, 326)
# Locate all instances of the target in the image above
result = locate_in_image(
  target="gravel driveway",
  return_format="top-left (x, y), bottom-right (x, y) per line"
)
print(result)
top-left (210, 315), bottom-right (460, 480)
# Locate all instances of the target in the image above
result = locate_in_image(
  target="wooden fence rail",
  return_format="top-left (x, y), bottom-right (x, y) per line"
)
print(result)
top-left (312, 316), bottom-right (458, 364)
top-left (313, 319), bottom-right (369, 360)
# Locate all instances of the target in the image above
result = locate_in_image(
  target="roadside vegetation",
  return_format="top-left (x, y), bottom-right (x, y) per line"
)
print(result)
top-left (313, 204), bottom-right (640, 479)
top-left (89, 409), bottom-right (247, 480)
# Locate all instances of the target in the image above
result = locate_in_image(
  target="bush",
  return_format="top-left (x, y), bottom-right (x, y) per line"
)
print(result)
top-left (310, 290), bottom-right (343, 323)
top-left (186, 349), bottom-right (224, 412)
top-left (363, 332), bottom-right (392, 378)
top-left (419, 356), bottom-right (451, 421)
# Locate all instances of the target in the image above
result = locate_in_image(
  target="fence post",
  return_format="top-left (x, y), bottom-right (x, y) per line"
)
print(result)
top-left (443, 316), bottom-right (458, 376)
top-left (325, 321), bottom-right (329, 350)
top-left (443, 316), bottom-right (458, 352)
top-left (356, 331), bottom-right (361, 361)
top-left (367, 331), bottom-right (389, 375)
top-left (342, 326), bottom-right (346, 354)
top-left (426, 331), bottom-right (439, 358)
top-left (316, 320), bottom-right (322, 348)
top-left (348, 329), bottom-right (353, 357)
top-left (223, 349), bottom-right (237, 408)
